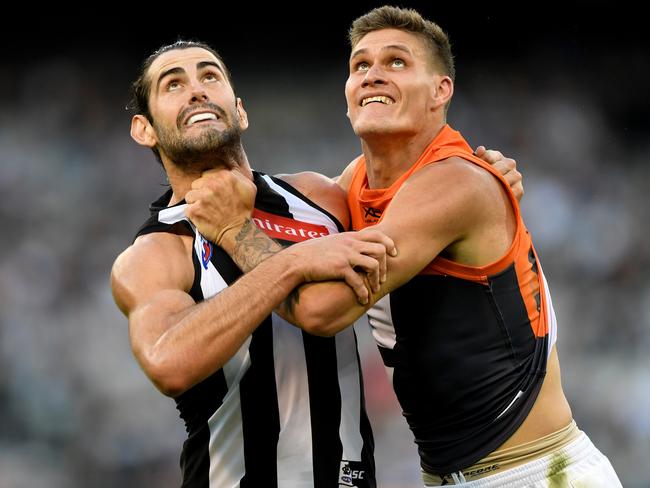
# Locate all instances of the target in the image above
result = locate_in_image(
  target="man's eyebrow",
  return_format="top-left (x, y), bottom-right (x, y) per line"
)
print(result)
top-left (156, 67), bottom-right (185, 90)
top-left (155, 61), bottom-right (225, 90)
top-left (350, 44), bottom-right (412, 60)
top-left (350, 47), bottom-right (368, 60)
top-left (197, 60), bottom-right (225, 75)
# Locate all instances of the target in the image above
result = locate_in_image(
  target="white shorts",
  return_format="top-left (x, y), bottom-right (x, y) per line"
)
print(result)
top-left (423, 432), bottom-right (621, 487)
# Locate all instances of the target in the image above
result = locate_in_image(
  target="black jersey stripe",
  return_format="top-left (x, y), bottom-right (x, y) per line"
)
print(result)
top-left (177, 372), bottom-right (229, 488)
top-left (352, 329), bottom-right (377, 488)
top-left (488, 263), bottom-right (536, 364)
top-left (253, 172), bottom-right (293, 219)
top-left (302, 332), bottom-right (342, 488)
top-left (239, 318), bottom-right (280, 486)
top-left (266, 174), bottom-right (346, 233)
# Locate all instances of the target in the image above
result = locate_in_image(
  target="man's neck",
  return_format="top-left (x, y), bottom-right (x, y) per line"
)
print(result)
top-left (165, 148), bottom-right (253, 206)
top-left (362, 122), bottom-right (444, 189)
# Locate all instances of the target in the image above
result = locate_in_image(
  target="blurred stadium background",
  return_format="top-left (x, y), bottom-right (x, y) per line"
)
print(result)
top-left (1, 2), bottom-right (648, 486)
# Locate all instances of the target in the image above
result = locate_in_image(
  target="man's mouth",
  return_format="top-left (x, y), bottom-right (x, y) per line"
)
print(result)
top-left (361, 96), bottom-right (395, 107)
top-left (186, 112), bottom-right (218, 127)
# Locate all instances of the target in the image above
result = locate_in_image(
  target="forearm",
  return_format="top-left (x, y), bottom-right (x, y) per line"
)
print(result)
top-left (277, 280), bottom-right (370, 336)
top-left (219, 218), bottom-right (393, 336)
top-left (221, 221), bottom-right (366, 334)
top-left (144, 250), bottom-right (302, 396)
top-left (221, 219), bottom-right (283, 272)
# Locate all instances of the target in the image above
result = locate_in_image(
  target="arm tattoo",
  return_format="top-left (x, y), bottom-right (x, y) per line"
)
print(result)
top-left (231, 219), bottom-right (284, 272)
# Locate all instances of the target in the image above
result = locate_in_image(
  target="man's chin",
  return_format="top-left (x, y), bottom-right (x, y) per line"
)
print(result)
top-left (354, 122), bottom-right (396, 139)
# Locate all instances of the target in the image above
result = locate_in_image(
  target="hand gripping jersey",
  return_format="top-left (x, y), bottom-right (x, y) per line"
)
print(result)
top-left (346, 125), bottom-right (558, 475)
top-left (136, 172), bottom-right (375, 488)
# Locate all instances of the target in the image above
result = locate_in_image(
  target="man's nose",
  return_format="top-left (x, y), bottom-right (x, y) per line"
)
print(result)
top-left (362, 65), bottom-right (387, 88)
top-left (189, 81), bottom-right (209, 102)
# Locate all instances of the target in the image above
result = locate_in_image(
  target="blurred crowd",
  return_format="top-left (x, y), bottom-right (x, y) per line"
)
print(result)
top-left (1, 30), bottom-right (648, 487)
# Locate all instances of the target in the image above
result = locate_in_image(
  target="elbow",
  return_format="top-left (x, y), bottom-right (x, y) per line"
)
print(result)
top-left (152, 375), bottom-right (188, 399)
top-left (140, 352), bottom-right (191, 398)
top-left (295, 306), bottom-right (349, 337)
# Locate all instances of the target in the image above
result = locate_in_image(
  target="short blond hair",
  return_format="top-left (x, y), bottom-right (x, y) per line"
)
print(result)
top-left (349, 5), bottom-right (455, 80)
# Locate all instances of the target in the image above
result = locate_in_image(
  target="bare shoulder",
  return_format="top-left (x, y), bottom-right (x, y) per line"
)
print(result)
top-left (382, 156), bottom-right (508, 242)
top-left (405, 156), bottom-right (503, 209)
top-left (275, 171), bottom-right (338, 196)
top-left (275, 171), bottom-right (350, 229)
top-left (414, 156), bottom-right (494, 185)
top-left (111, 232), bottom-right (194, 315)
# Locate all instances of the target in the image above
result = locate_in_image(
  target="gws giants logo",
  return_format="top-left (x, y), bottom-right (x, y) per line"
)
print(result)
top-left (363, 206), bottom-right (383, 223)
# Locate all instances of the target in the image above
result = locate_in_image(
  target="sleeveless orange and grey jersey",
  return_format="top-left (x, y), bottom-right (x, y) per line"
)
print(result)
top-left (347, 125), bottom-right (558, 475)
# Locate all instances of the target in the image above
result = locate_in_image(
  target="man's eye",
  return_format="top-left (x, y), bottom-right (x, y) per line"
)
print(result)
top-left (392, 59), bottom-right (405, 68)
top-left (356, 62), bottom-right (370, 72)
top-left (167, 81), bottom-right (181, 91)
top-left (204, 73), bottom-right (218, 82)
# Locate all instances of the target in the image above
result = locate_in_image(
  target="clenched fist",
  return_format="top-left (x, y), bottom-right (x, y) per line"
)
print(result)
top-left (185, 168), bottom-right (257, 246)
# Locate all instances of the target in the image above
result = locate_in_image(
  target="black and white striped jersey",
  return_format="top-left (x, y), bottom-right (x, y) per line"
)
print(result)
top-left (135, 171), bottom-right (375, 488)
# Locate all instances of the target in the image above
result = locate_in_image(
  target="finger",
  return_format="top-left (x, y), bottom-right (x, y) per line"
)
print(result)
top-left (202, 168), bottom-right (228, 178)
top-left (492, 158), bottom-right (516, 174)
top-left (504, 169), bottom-right (522, 188)
top-left (378, 246), bottom-right (387, 283)
top-left (342, 269), bottom-right (369, 305)
top-left (359, 230), bottom-right (397, 256)
top-left (492, 161), bottom-right (510, 179)
top-left (480, 149), bottom-right (505, 165)
top-left (186, 188), bottom-right (212, 205)
top-left (357, 241), bottom-right (388, 284)
top-left (232, 168), bottom-right (255, 190)
top-left (190, 177), bottom-right (205, 190)
top-left (473, 145), bottom-right (486, 157)
top-left (184, 201), bottom-right (197, 221)
top-left (185, 189), bottom-right (198, 204)
top-left (351, 254), bottom-right (381, 293)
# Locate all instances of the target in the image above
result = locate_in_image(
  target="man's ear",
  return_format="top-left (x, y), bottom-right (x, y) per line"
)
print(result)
top-left (236, 98), bottom-right (249, 131)
top-left (431, 75), bottom-right (453, 110)
top-left (130, 114), bottom-right (157, 148)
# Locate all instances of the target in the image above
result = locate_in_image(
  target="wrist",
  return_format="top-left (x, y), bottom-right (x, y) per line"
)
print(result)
top-left (217, 219), bottom-right (249, 253)
top-left (277, 246), bottom-right (307, 282)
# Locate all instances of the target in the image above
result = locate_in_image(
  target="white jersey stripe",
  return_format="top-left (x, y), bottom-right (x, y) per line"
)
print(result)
top-left (261, 175), bottom-right (340, 234)
top-left (191, 226), bottom-right (251, 488)
top-left (272, 314), bottom-right (315, 486)
top-left (335, 327), bottom-right (364, 461)
top-left (541, 270), bottom-right (558, 357)
top-left (158, 203), bottom-right (188, 225)
top-left (367, 294), bottom-right (397, 350)
top-left (208, 385), bottom-right (245, 488)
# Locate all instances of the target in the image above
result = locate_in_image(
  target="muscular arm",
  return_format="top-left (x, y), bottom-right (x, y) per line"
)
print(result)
top-left (111, 232), bottom-right (308, 398)
top-left (198, 171), bottom-right (390, 332)
top-left (282, 158), bottom-right (516, 335)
